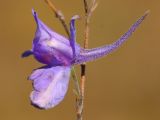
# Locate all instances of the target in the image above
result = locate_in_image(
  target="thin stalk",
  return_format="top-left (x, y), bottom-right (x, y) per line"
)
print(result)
top-left (44, 0), bottom-right (70, 37)
top-left (71, 67), bottom-right (81, 97)
top-left (76, 0), bottom-right (89, 120)
top-left (77, 0), bottom-right (98, 119)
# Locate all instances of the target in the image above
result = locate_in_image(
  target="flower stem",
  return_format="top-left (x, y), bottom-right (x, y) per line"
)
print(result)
top-left (71, 67), bottom-right (81, 97)
top-left (76, 0), bottom-right (90, 120)
top-left (76, 1), bottom-right (98, 120)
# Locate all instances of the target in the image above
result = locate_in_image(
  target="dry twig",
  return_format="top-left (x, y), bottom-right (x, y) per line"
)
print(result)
top-left (77, 0), bottom-right (98, 120)
top-left (44, 0), bottom-right (70, 37)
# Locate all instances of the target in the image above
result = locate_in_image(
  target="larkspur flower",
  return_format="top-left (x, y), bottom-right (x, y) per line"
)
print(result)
top-left (22, 9), bottom-right (148, 109)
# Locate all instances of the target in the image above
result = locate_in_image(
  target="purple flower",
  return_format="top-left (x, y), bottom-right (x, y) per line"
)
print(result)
top-left (22, 9), bottom-right (148, 109)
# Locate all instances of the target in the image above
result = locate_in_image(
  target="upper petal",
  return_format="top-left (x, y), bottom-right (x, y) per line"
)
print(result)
top-left (32, 9), bottom-right (69, 42)
top-left (32, 10), bottom-right (81, 66)
top-left (69, 15), bottom-right (80, 58)
top-left (29, 66), bottom-right (71, 109)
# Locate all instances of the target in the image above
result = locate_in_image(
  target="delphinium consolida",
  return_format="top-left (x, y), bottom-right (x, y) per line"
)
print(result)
top-left (22, 0), bottom-right (149, 120)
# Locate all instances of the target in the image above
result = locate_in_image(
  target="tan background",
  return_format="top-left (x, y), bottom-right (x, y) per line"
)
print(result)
top-left (0, 0), bottom-right (160, 120)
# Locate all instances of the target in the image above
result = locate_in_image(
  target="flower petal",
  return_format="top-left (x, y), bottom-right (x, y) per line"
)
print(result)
top-left (29, 66), bottom-right (71, 109)
top-left (70, 15), bottom-right (80, 58)
top-left (32, 9), bottom-right (69, 42)
top-left (21, 50), bottom-right (33, 58)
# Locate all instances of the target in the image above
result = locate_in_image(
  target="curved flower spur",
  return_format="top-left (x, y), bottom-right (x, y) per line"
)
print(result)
top-left (22, 9), bottom-right (149, 109)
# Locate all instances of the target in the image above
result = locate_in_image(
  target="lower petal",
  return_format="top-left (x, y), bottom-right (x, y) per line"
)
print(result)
top-left (29, 66), bottom-right (71, 109)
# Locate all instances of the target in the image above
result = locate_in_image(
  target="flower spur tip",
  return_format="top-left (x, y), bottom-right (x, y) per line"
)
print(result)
top-left (145, 10), bottom-right (150, 15)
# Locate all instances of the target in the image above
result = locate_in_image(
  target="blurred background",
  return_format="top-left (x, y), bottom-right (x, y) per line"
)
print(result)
top-left (0, 0), bottom-right (160, 120)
